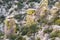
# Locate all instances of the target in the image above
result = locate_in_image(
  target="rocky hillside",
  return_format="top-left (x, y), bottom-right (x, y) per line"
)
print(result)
top-left (0, 0), bottom-right (60, 40)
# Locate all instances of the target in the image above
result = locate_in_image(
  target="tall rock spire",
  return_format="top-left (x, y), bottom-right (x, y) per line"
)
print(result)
top-left (4, 15), bottom-right (16, 39)
top-left (39, 0), bottom-right (48, 8)
top-left (35, 0), bottom-right (48, 17)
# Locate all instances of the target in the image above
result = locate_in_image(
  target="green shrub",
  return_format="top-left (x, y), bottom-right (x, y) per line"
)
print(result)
top-left (17, 2), bottom-right (23, 9)
top-left (27, 30), bottom-right (32, 37)
top-left (17, 0), bottom-right (23, 9)
top-left (0, 15), bottom-right (5, 23)
top-left (0, 32), bottom-right (4, 38)
top-left (14, 14), bottom-right (21, 19)
top-left (50, 32), bottom-right (57, 38)
top-left (14, 14), bottom-right (25, 21)
top-left (28, 0), bottom-right (41, 3)
top-left (51, 37), bottom-right (55, 40)
top-left (36, 37), bottom-right (40, 40)
top-left (2, 0), bottom-right (12, 3)
top-left (16, 35), bottom-right (26, 40)
top-left (55, 19), bottom-right (60, 25)
top-left (29, 24), bottom-right (39, 33)
top-left (7, 34), bottom-right (17, 40)
top-left (21, 27), bottom-right (29, 35)
top-left (43, 28), bottom-right (53, 33)
top-left (50, 30), bottom-right (60, 38)
top-left (37, 18), bottom-right (41, 23)
top-left (7, 4), bottom-right (12, 9)
top-left (21, 24), bottom-right (39, 36)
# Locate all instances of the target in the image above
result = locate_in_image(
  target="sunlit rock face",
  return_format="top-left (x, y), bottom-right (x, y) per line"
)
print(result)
top-left (50, 6), bottom-right (58, 14)
top-left (55, 2), bottom-right (60, 8)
